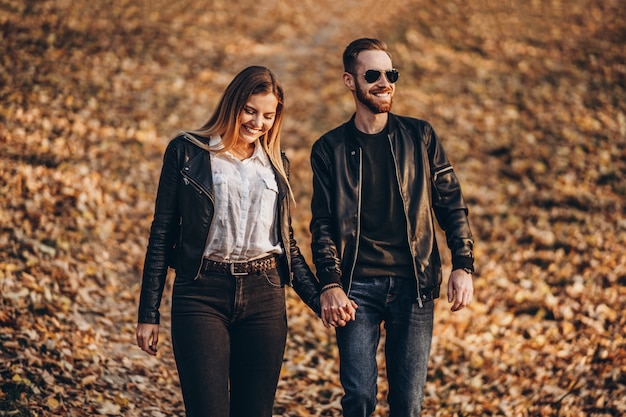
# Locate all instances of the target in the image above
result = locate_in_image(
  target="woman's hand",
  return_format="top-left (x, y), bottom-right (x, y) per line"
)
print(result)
top-left (320, 286), bottom-right (358, 328)
top-left (136, 323), bottom-right (160, 356)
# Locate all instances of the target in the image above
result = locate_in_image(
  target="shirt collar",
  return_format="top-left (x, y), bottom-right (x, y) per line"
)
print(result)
top-left (209, 136), bottom-right (270, 166)
top-left (209, 135), bottom-right (224, 149)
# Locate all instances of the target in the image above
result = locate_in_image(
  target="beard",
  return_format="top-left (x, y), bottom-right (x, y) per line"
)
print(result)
top-left (355, 82), bottom-right (393, 114)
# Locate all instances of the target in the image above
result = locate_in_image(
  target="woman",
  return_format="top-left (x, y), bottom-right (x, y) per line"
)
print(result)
top-left (135, 66), bottom-right (320, 417)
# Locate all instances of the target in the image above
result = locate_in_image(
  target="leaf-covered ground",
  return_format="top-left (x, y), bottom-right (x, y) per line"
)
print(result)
top-left (1, 0), bottom-right (625, 416)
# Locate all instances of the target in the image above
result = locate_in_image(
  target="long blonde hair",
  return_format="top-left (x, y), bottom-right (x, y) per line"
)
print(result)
top-left (190, 66), bottom-right (293, 201)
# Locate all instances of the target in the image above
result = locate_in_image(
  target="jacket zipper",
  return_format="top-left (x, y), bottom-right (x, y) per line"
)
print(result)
top-left (181, 169), bottom-right (215, 280)
top-left (433, 165), bottom-right (453, 182)
top-left (278, 177), bottom-right (293, 286)
top-left (387, 135), bottom-right (424, 308)
top-left (345, 147), bottom-right (362, 297)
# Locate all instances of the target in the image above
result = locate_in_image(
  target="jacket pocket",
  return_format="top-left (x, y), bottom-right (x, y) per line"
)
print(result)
top-left (431, 165), bottom-right (453, 201)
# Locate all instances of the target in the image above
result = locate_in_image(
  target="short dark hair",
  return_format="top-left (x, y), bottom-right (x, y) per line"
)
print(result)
top-left (343, 38), bottom-right (392, 74)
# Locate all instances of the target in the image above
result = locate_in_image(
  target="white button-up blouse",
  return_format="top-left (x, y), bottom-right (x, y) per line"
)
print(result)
top-left (202, 136), bottom-right (283, 262)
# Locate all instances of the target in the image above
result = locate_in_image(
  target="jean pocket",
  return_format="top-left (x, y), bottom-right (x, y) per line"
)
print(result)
top-left (260, 269), bottom-right (282, 288)
top-left (173, 275), bottom-right (199, 288)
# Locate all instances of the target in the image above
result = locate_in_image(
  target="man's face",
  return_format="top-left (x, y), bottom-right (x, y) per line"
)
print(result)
top-left (353, 50), bottom-right (395, 114)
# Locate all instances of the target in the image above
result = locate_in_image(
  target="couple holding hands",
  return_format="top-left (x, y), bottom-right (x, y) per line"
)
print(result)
top-left (136, 38), bottom-right (474, 417)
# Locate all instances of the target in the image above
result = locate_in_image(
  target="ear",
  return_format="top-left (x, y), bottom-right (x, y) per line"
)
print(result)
top-left (343, 72), bottom-right (356, 91)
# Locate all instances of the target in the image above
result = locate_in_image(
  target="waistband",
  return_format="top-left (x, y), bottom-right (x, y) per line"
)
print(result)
top-left (200, 254), bottom-right (277, 276)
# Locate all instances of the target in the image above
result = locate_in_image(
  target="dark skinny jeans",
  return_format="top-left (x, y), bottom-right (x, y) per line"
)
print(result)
top-left (171, 267), bottom-right (287, 417)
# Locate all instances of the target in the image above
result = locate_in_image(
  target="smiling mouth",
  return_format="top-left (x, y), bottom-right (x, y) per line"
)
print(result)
top-left (373, 90), bottom-right (392, 97)
top-left (243, 126), bottom-right (261, 134)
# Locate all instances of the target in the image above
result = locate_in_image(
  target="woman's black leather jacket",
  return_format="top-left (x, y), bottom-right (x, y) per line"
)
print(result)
top-left (138, 134), bottom-right (320, 324)
top-left (310, 114), bottom-right (474, 307)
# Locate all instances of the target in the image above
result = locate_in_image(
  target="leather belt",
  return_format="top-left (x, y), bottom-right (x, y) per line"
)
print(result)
top-left (201, 254), bottom-right (277, 276)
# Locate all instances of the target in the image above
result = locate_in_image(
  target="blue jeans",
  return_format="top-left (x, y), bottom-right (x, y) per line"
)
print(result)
top-left (336, 277), bottom-right (434, 417)
top-left (170, 268), bottom-right (287, 417)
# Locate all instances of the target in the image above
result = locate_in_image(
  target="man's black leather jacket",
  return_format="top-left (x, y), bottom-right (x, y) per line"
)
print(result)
top-left (138, 134), bottom-right (320, 324)
top-left (310, 114), bottom-right (474, 307)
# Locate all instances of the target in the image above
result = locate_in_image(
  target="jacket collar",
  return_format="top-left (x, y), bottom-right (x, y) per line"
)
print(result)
top-left (347, 112), bottom-right (398, 137)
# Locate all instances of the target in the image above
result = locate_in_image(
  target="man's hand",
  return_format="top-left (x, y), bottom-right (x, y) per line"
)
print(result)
top-left (320, 286), bottom-right (358, 328)
top-left (448, 269), bottom-right (474, 312)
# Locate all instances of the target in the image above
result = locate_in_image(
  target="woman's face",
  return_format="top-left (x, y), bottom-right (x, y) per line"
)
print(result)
top-left (237, 92), bottom-right (279, 145)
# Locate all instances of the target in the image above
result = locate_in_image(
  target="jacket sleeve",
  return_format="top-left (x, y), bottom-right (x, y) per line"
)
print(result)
top-left (280, 154), bottom-right (321, 315)
top-left (309, 140), bottom-right (343, 287)
top-left (137, 140), bottom-right (181, 324)
top-left (426, 124), bottom-right (475, 272)
top-left (287, 223), bottom-right (322, 315)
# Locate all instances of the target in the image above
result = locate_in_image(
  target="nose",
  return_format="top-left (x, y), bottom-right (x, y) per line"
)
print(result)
top-left (377, 74), bottom-right (391, 86)
top-left (251, 114), bottom-right (263, 127)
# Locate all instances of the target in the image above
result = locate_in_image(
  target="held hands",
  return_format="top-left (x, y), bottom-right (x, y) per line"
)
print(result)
top-left (136, 323), bottom-right (159, 356)
top-left (320, 286), bottom-right (358, 328)
top-left (448, 269), bottom-right (474, 312)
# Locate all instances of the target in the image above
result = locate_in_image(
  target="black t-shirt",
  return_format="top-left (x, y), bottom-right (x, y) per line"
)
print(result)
top-left (352, 125), bottom-right (414, 278)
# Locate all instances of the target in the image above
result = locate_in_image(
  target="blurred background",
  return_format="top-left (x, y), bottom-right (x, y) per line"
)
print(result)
top-left (1, 0), bottom-right (624, 415)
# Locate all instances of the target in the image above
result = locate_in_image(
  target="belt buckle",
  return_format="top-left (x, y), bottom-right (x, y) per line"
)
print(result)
top-left (230, 262), bottom-right (248, 276)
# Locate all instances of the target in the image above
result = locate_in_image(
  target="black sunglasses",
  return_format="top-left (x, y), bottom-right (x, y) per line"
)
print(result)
top-left (362, 69), bottom-right (399, 84)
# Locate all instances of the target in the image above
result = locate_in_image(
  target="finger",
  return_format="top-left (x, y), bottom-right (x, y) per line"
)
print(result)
top-left (451, 292), bottom-right (469, 311)
top-left (334, 305), bottom-right (349, 319)
top-left (332, 305), bottom-right (351, 322)
top-left (326, 311), bottom-right (338, 328)
top-left (146, 330), bottom-right (158, 351)
top-left (347, 301), bottom-right (358, 320)
top-left (139, 339), bottom-right (153, 353)
top-left (137, 335), bottom-right (155, 354)
top-left (458, 291), bottom-right (469, 308)
top-left (349, 301), bottom-right (358, 319)
top-left (321, 307), bottom-right (332, 327)
top-left (349, 309), bottom-right (357, 321)
top-left (463, 291), bottom-right (474, 307)
top-left (151, 331), bottom-right (159, 349)
top-left (137, 334), bottom-right (148, 349)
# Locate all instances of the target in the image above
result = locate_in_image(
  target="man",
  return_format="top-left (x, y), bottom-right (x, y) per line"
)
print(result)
top-left (310, 38), bottom-right (475, 416)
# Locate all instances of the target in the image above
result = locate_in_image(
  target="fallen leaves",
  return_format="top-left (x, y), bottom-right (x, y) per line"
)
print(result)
top-left (1, 0), bottom-right (626, 416)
